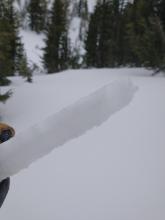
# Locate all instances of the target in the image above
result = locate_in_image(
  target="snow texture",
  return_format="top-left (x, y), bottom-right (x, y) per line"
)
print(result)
top-left (0, 79), bottom-right (136, 182)
top-left (19, 30), bottom-right (45, 71)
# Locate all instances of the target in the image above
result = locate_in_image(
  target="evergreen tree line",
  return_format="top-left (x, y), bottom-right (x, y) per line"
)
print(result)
top-left (86, 0), bottom-right (165, 70)
top-left (43, 0), bottom-right (89, 73)
top-left (0, 0), bottom-right (88, 101)
top-left (43, 0), bottom-right (165, 73)
top-left (0, 0), bottom-right (32, 102)
top-left (0, 0), bottom-right (89, 87)
top-left (0, 0), bottom-right (33, 82)
top-left (1, 0), bottom-right (165, 103)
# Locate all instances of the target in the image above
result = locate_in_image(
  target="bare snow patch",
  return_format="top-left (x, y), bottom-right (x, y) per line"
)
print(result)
top-left (19, 29), bottom-right (45, 73)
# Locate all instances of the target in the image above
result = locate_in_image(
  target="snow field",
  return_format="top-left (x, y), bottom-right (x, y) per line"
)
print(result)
top-left (0, 68), bottom-right (165, 220)
top-left (0, 79), bottom-right (136, 181)
top-left (1, 1), bottom-right (164, 219)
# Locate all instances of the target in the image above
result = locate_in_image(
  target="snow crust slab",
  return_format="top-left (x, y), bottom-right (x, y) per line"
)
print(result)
top-left (0, 79), bottom-right (137, 181)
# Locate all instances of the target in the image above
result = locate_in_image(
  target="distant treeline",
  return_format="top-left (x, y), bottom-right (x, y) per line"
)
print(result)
top-left (0, 0), bottom-right (165, 101)
top-left (86, 0), bottom-right (165, 71)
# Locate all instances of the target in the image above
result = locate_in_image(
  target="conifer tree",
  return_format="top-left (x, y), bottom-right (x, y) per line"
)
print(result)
top-left (43, 0), bottom-right (70, 73)
top-left (111, 0), bottom-right (126, 65)
top-left (0, 89), bottom-right (12, 103)
top-left (70, 0), bottom-right (78, 18)
top-left (85, 1), bottom-right (101, 67)
top-left (19, 54), bottom-right (33, 83)
top-left (28, 0), bottom-right (47, 33)
top-left (86, 0), bottom-right (124, 67)
top-left (16, 42), bottom-right (33, 82)
top-left (78, 0), bottom-right (88, 19)
top-left (85, 0), bottom-right (165, 70)
top-left (0, 0), bottom-right (19, 85)
top-left (125, 0), bottom-right (165, 68)
top-left (159, 1), bottom-right (165, 30)
top-left (78, 0), bottom-right (89, 41)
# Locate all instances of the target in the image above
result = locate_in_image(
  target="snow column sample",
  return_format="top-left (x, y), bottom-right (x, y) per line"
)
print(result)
top-left (0, 79), bottom-right (137, 181)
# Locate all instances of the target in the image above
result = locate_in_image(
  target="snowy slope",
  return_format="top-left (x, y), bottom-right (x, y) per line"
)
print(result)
top-left (0, 79), bottom-right (136, 181)
top-left (0, 68), bottom-right (165, 220)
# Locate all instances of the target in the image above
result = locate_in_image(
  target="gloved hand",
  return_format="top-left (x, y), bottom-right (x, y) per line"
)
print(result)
top-left (0, 123), bottom-right (15, 208)
top-left (0, 178), bottom-right (10, 208)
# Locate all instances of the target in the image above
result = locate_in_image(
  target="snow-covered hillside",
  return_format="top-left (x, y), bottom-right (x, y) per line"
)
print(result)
top-left (15, 0), bottom-right (97, 71)
top-left (0, 78), bottom-right (137, 181)
top-left (0, 68), bottom-right (165, 220)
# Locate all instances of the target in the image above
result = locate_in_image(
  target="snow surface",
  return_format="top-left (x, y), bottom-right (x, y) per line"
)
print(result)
top-left (20, 29), bottom-right (45, 71)
top-left (0, 68), bottom-right (165, 220)
top-left (0, 79), bottom-right (137, 181)
top-left (3, 1), bottom-right (164, 219)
